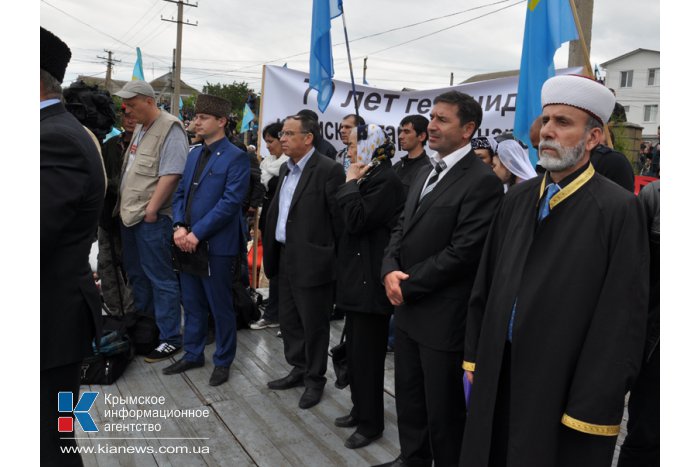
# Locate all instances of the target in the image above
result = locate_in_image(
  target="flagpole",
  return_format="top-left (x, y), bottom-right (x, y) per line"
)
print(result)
top-left (568, 0), bottom-right (612, 144)
top-left (568, 0), bottom-right (594, 78)
top-left (340, 10), bottom-right (360, 116)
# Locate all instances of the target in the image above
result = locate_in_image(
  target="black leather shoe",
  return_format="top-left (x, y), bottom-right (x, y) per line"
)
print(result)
top-left (267, 373), bottom-right (304, 390)
top-left (209, 366), bottom-right (230, 386)
top-left (334, 414), bottom-right (359, 428)
top-left (162, 358), bottom-right (204, 375)
top-left (298, 387), bottom-right (323, 409)
top-left (371, 456), bottom-right (409, 467)
top-left (344, 430), bottom-right (382, 449)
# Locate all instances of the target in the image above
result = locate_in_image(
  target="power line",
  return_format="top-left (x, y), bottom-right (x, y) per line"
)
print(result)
top-left (365, 0), bottom-right (527, 57)
top-left (184, 0), bottom-right (520, 76)
top-left (107, 0), bottom-right (161, 50)
top-left (40, 0), bottom-right (134, 49)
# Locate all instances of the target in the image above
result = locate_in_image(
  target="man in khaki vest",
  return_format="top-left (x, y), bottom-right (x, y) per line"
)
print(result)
top-left (115, 80), bottom-right (188, 362)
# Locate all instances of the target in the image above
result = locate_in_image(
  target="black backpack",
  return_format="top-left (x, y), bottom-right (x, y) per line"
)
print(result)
top-left (81, 307), bottom-right (134, 385)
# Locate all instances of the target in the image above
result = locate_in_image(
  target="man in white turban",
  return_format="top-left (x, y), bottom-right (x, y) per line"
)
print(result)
top-left (459, 75), bottom-right (649, 467)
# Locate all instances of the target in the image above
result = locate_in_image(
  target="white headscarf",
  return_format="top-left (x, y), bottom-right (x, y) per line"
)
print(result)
top-left (496, 140), bottom-right (537, 182)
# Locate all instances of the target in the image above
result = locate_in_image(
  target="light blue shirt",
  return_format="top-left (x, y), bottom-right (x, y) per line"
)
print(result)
top-left (40, 98), bottom-right (61, 110)
top-left (275, 147), bottom-right (315, 244)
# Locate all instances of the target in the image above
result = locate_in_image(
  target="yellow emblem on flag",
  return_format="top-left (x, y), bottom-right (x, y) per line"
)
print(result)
top-left (528, 0), bottom-right (541, 11)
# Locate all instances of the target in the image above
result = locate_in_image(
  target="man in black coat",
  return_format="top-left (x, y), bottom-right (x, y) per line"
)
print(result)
top-left (263, 113), bottom-right (345, 409)
top-left (376, 91), bottom-right (503, 467)
top-left (40, 27), bottom-right (105, 466)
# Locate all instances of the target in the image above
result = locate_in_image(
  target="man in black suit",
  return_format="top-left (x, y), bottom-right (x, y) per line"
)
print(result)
top-left (263, 114), bottom-right (345, 409)
top-left (40, 27), bottom-right (105, 466)
top-left (376, 91), bottom-right (503, 467)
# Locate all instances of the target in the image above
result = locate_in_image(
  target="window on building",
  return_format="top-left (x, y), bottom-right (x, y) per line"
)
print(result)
top-left (623, 106), bottom-right (630, 113)
top-left (648, 68), bottom-right (660, 86)
top-left (620, 70), bottom-right (634, 88)
top-left (644, 105), bottom-right (658, 122)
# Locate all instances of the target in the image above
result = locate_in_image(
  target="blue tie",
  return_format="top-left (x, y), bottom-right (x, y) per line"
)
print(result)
top-left (538, 183), bottom-right (561, 221)
top-left (507, 183), bottom-right (562, 341)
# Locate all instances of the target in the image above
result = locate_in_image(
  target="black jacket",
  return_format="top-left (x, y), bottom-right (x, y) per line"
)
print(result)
top-left (263, 150), bottom-right (345, 287)
top-left (393, 150), bottom-right (431, 196)
top-left (335, 160), bottom-right (405, 314)
top-left (590, 144), bottom-right (635, 192)
top-left (41, 103), bottom-right (104, 370)
top-left (382, 149), bottom-right (503, 351)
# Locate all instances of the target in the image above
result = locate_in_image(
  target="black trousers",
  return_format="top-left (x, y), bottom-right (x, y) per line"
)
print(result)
top-left (262, 275), bottom-right (279, 322)
top-left (41, 362), bottom-right (84, 467)
top-left (277, 246), bottom-right (333, 389)
top-left (618, 344), bottom-right (660, 467)
top-left (394, 326), bottom-right (465, 467)
top-left (346, 310), bottom-right (390, 437)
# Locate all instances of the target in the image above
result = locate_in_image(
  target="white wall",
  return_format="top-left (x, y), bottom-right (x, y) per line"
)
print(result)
top-left (603, 50), bottom-right (660, 137)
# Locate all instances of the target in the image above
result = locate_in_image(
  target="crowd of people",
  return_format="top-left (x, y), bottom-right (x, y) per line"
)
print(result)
top-left (41, 25), bottom-right (659, 467)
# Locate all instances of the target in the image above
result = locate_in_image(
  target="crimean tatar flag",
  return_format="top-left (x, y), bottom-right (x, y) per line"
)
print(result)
top-left (132, 47), bottom-right (145, 81)
top-left (513, 0), bottom-right (578, 165)
top-left (309, 0), bottom-right (343, 113)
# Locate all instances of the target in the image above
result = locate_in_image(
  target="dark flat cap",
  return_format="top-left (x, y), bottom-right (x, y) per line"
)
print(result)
top-left (40, 27), bottom-right (71, 83)
top-left (195, 94), bottom-right (231, 118)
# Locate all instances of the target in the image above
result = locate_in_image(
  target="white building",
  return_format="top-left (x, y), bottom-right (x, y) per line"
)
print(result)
top-left (601, 48), bottom-right (660, 139)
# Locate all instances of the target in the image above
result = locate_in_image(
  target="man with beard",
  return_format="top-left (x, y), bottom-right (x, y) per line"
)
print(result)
top-left (459, 75), bottom-right (649, 467)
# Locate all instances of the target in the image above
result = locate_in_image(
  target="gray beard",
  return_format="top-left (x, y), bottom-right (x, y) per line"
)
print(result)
top-left (538, 138), bottom-right (586, 172)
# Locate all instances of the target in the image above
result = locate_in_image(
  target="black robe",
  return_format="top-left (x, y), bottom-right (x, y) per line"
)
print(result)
top-left (460, 164), bottom-right (649, 467)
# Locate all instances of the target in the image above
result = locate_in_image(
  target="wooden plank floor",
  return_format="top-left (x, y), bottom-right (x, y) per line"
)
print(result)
top-left (76, 319), bottom-right (628, 466)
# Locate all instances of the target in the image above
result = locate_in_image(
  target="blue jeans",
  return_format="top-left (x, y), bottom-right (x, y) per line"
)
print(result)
top-left (121, 215), bottom-right (182, 346)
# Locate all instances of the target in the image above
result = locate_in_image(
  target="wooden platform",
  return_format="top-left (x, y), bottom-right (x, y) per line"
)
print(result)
top-left (76, 320), bottom-right (628, 466)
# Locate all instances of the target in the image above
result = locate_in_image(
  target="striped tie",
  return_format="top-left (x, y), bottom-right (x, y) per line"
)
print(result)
top-left (419, 160), bottom-right (447, 203)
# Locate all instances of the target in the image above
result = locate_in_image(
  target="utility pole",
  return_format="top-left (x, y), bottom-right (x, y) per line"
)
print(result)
top-left (162, 0), bottom-right (198, 117)
top-left (97, 50), bottom-right (121, 92)
top-left (450, 72), bottom-right (454, 86)
top-left (362, 57), bottom-right (367, 84)
top-left (568, 0), bottom-right (594, 69)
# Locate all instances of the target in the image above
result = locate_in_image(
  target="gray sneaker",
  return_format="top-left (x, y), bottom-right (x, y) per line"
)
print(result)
top-left (250, 318), bottom-right (280, 330)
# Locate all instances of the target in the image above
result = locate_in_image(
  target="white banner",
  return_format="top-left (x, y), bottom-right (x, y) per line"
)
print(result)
top-left (258, 65), bottom-right (581, 158)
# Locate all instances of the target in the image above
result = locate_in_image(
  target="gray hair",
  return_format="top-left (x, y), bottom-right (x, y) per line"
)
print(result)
top-left (40, 69), bottom-right (63, 99)
top-left (585, 114), bottom-right (604, 132)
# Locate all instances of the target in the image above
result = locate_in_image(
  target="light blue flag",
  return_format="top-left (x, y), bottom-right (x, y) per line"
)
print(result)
top-left (309, 0), bottom-right (343, 113)
top-left (513, 0), bottom-right (578, 166)
top-left (241, 103), bottom-right (255, 131)
top-left (132, 47), bottom-right (145, 81)
top-left (178, 96), bottom-right (184, 120)
top-left (330, 0), bottom-right (343, 19)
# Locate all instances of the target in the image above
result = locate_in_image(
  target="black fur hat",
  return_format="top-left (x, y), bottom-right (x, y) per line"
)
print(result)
top-left (195, 94), bottom-right (231, 118)
top-left (40, 27), bottom-right (71, 83)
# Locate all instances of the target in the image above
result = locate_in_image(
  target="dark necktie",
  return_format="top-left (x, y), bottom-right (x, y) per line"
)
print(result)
top-left (419, 160), bottom-right (447, 203)
top-left (185, 146), bottom-right (211, 225)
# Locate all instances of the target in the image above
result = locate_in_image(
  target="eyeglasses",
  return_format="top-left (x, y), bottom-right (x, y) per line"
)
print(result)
top-left (278, 130), bottom-right (310, 138)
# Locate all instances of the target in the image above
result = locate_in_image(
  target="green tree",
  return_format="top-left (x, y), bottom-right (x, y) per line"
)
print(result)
top-left (202, 81), bottom-right (257, 121)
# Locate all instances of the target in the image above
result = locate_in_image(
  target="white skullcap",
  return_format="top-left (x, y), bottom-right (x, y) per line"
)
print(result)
top-left (541, 75), bottom-right (616, 124)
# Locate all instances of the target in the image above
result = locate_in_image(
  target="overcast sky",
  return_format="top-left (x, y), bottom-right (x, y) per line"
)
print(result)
top-left (40, 0), bottom-right (660, 93)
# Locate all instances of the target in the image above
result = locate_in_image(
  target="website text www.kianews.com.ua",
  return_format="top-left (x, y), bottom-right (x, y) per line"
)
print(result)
top-left (61, 444), bottom-right (210, 455)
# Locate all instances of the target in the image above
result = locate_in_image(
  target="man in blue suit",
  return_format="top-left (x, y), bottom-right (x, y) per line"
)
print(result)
top-left (165, 94), bottom-right (250, 386)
